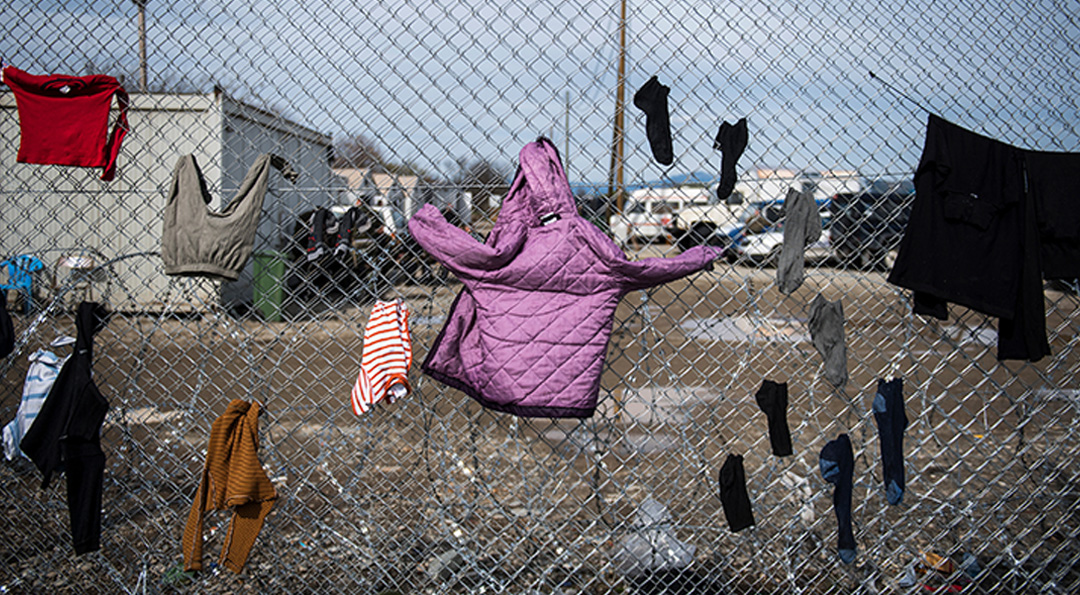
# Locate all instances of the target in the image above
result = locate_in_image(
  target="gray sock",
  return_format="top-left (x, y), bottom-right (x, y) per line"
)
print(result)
top-left (808, 294), bottom-right (848, 387)
top-left (777, 188), bottom-right (821, 294)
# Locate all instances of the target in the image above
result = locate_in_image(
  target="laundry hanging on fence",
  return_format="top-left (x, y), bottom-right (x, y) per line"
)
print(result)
top-left (713, 117), bottom-right (748, 202)
top-left (161, 153), bottom-right (298, 281)
top-left (351, 300), bottom-right (412, 415)
top-left (633, 76), bottom-right (673, 165)
top-left (755, 379), bottom-right (793, 457)
top-left (777, 187), bottom-right (821, 295)
top-left (3, 348), bottom-right (68, 461)
top-left (1026, 152), bottom-right (1080, 279)
top-left (19, 302), bottom-right (110, 555)
top-left (872, 377), bottom-right (907, 505)
top-left (819, 433), bottom-right (856, 564)
top-left (718, 454), bottom-right (755, 532)
top-left (888, 114), bottom-right (1080, 361)
top-left (2, 65), bottom-right (129, 181)
top-left (808, 294), bottom-right (848, 388)
top-left (306, 206), bottom-right (369, 261)
top-left (408, 137), bottom-right (720, 418)
top-left (183, 399), bottom-right (277, 574)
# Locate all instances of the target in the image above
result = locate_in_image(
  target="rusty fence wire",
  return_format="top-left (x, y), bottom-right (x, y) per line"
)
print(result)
top-left (1, 0), bottom-right (1079, 593)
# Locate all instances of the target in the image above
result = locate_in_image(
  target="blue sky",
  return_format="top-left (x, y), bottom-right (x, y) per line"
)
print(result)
top-left (4, 0), bottom-right (1078, 184)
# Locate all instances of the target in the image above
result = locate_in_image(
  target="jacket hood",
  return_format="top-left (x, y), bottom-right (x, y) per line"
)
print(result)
top-left (493, 137), bottom-right (578, 232)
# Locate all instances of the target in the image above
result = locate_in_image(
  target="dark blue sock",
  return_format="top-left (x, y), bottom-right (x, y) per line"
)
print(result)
top-left (819, 433), bottom-right (856, 564)
top-left (873, 377), bottom-right (908, 505)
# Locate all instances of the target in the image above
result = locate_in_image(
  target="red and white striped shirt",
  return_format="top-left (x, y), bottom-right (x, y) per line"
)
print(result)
top-left (351, 300), bottom-right (412, 415)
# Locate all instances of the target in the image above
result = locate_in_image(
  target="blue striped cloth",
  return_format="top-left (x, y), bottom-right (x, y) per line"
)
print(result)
top-left (3, 349), bottom-right (67, 461)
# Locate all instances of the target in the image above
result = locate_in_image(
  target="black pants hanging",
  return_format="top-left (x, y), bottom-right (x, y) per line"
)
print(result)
top-left (64, 441), bottom-right (106, 554)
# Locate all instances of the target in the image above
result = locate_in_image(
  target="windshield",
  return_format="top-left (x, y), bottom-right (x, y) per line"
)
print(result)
top-left (651, 201), bottom-right (677, 215)
top-left (868, 179), bottom-right (915, 195)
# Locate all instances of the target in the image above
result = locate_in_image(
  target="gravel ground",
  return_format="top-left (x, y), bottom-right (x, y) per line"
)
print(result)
top-left (0, 258), bottom-right (1077, 594)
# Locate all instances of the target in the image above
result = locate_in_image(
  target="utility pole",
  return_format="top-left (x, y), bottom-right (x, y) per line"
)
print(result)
top-left (607, 0), bottom-right (627, 215)
top-left (134, 0), bottom-right (148, 93)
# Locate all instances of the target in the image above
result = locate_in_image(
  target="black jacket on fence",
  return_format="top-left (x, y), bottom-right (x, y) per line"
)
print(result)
top-left (888, 114), bottom-right (1080, 362)
top-left (20, 301), bottom-right (110, 555)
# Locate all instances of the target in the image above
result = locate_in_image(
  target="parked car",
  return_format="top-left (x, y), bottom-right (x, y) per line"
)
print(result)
top-left (609, 187), bottom-right (709, 246)
top-left (731, 204), bottom-right (834, 267)
top-left (670, 170), bottom-right (861, 252)
top-left (727, 180), bottom-right (914, 270)
top-left (667, 199), bottom-right (788, 260)
top-left (669, 183), bottom-right (746, 252)
top-left (829, 179), bottom-right (914, 270)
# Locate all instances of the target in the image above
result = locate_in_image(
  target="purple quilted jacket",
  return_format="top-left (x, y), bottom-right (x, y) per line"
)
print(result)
top-left (408, 138), bottom-right (719, 418)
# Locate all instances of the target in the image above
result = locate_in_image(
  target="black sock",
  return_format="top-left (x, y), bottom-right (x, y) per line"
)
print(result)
top-left (718, 454), bottom-right (755, 532)
top-left (755, 379), bottom-right (793, 456)
top-left (819, 433), bottom-right (856, 564)
top-left (873, 377), bottom-right (908, 505)
top-left (713, 117), bottom-right (748, 201)
top-left (633, 76), bottom-right (673, 166)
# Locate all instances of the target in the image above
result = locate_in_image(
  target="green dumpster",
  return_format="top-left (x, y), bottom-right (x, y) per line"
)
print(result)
top-left (253, 251), bottom-right (288, 322)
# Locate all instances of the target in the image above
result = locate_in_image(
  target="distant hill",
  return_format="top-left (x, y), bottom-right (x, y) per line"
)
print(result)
top-left (638, 170), bottom-right (716, 189)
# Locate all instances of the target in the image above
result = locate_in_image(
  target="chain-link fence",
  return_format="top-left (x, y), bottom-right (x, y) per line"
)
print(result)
top-left (1, 0), bottom-right (1078, 593)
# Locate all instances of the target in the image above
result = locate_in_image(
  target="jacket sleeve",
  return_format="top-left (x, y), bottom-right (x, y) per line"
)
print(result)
top-left (408, 203), bottom-right (527, 277)
top-left (614, 245), bottom-right (720, 291)
top-left (579, 220), bottom-right (721, 291)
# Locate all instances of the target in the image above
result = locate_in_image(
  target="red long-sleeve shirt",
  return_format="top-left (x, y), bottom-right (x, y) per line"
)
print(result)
top-left (2, 66), bottom-right (129, 181)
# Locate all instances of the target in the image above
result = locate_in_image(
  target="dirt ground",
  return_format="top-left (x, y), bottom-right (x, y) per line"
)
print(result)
top-left (0, 257), bottom-right (1078, 593)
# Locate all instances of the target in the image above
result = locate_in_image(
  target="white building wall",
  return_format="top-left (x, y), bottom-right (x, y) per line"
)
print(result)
top-left (0, 90), bottom-right (331, 310)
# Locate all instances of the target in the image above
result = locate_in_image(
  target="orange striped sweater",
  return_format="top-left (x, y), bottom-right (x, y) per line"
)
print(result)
top-left (182, 399), bottom-right (277, 573)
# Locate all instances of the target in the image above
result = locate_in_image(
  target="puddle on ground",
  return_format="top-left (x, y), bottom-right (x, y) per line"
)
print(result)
top-left (1035, 389), bottom-right (1080, 404)
top-left (105, 407), bottom-right (186, 427)
top-left (542, 427), bottom-right (607, 452)
top-left (618, 433), bottom-right (680, 454)
top-left (541, 429), bottom-right (683, 454)
top-left (943, 325), bottom-right (997, 346)
top-left (680, 315), bottom-right (809, 344)
top-left (542, 385), bottom-right (719, 454)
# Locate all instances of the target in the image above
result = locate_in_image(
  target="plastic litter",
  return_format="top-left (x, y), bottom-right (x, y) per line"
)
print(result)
top-left (613, 498), bottom-right (696, 576)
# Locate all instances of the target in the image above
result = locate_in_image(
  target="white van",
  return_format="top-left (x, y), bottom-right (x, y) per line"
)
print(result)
top-left (670, 169), bottom-right (862, 252)
top-left (609, 186), bottom-right (709, 247)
